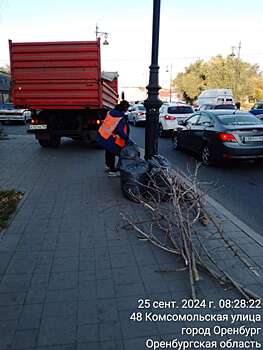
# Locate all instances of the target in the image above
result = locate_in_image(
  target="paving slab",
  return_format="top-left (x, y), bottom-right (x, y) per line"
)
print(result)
top-left (0, 135), bottom-right (262, 349)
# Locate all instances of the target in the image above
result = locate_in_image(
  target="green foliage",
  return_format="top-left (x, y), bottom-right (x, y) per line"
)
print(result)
top-left (174, 55), bottom-right (263, 104)
top-left (175, 60), bottom-right (209, 103)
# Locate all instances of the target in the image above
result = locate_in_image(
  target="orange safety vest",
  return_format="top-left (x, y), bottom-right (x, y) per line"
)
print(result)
top-left (98, 113), bottom-right (127, 148)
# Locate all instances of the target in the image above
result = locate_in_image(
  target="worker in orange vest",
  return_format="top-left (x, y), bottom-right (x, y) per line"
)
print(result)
top-left (97, 100), bottom-right (131, 176)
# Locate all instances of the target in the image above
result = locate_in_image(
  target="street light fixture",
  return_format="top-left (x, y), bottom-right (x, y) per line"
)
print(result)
top-left (95, 24), bottom-right (109, 45)
top-left (230, 42), bottom-right (241, 58)
top-left (144, 0), bottom-right (162, 160)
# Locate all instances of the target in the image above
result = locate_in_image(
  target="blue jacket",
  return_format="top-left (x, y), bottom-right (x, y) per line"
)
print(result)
top-left (96, 108), bottom-right (130, 155)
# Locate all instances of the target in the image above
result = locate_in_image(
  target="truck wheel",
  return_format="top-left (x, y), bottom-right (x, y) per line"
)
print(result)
top-left (38, 139), bottom-right (51, 147)
top-left (50, 137), bottom-right (61, 147)
top-left (38, 137), bottom-right (61, 148)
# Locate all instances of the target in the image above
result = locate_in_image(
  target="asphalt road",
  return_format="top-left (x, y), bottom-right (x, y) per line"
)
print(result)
top-left (1, 123), bottom-right (28, 135)
top-left (2, 123), bottom-right (263, 235)
top-left (130, 125), bottom-right (263, 235)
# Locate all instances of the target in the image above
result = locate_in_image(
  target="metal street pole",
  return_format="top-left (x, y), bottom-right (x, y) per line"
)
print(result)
top-left (231, 41), bottom-right (241, 101)
top-left (169, 64), bottom-right (172, 102)
top-left (144, 0), bottom-right (162, 160)
top-left (236, 41), bottom-right (241, 102)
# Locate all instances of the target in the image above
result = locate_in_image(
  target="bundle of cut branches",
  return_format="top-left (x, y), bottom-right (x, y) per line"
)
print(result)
top-left (121, 164), bottom-right (261, 300)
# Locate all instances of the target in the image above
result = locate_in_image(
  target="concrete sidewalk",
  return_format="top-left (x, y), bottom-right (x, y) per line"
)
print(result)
top-left (0, 135), bottom-right (262, 349)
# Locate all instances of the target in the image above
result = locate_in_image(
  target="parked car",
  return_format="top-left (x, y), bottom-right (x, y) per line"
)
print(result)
top-left (0, 103), bottom-right (31, 124)
top-left (249, 101), bottom-right (263, 116)
top-left (159, 102), bottom-right (194, 137)
top-left (199, 104), bottom-right (236, 111)
top-left (128, 103), bottom-right (146, 126)
top-left (172, 110), bottom-right (263, 165)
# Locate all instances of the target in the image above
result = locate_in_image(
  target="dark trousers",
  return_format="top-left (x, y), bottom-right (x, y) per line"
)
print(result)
top-left (105, 149), bottom-right (116, 172)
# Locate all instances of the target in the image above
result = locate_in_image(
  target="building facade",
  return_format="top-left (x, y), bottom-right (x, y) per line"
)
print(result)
top-left (0, 71), bottom-right (11, 104)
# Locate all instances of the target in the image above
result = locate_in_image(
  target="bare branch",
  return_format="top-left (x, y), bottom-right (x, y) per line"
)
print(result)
top-left (120, 163), bottom-right (261, 300)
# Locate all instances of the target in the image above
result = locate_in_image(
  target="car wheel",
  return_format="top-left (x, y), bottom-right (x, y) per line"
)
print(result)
top-left (201, 144), bottom-right (213, 166)
top-left (172, 133), bottom-right (182, 150)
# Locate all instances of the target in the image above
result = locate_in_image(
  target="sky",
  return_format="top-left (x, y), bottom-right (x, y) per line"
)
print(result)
top-left (1, 0), bottom-right (263, 96)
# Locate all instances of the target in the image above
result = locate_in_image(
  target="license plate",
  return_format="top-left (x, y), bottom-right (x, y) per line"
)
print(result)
top-left (29, 124), bottom-right (47, 130)
top-left (244, 136), bottom-right (263, 142)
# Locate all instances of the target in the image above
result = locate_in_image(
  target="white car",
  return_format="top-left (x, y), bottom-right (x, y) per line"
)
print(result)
top-left (159, 102), bottom-right (194, 137)
top-left (0, 103), bottom-right (31, 123)
top-left (128, 104), bottom-right (146, 126)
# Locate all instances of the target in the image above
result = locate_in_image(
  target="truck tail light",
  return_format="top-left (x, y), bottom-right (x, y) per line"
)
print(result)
top-left (164, 115), bottom-right (176, 121)
top-left (96, 119), bottom-right (101, 125)
top-left (218, 132), bottom-right (237, 143)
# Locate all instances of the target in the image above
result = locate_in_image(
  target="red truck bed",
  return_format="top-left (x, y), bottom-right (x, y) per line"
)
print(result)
top-left (9, 40), bottom-right (118, 110)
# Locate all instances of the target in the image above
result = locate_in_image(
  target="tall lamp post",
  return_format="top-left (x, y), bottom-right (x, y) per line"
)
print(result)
top-left (230, 41), bottom-right (241, 101)
top-left (144, 0), bottom-right (162, 160)
top-left (166, 64), bottom-right (173, 102)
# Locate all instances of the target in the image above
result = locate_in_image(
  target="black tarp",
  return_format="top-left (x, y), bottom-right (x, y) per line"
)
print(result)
top-left (119, 144), bottom-right (172, 203)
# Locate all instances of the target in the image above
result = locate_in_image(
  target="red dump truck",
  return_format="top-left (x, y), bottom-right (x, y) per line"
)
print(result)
top-left (9, 39), bottom-right (119, 147)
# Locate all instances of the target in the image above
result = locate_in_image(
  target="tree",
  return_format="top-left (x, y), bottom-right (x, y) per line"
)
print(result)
top-left (174, 55), bottom-right (263, 104)
top-left (174, 60), bottom-right (209, 103)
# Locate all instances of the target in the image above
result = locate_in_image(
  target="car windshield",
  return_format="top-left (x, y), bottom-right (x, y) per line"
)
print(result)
top-left (217, 114), bottom-right (262, 125)
top-left (167, 106), bottom-right (193, 114)
top-left (214, 104), bottom-right (236, 110)
top-left (137, 105), bottom-right (146, 111)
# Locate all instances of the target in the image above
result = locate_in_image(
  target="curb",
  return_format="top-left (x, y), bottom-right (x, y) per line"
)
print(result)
top-left (179, 170), bottom-right (263, 248)
top-left (206, 195), bottom-right (263, 247)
